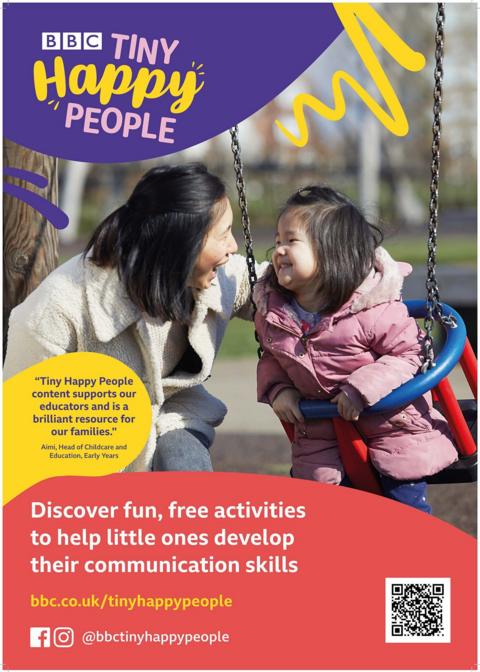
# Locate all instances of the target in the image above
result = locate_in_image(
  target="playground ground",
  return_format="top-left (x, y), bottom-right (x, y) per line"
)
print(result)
top-left (207, 359), bottom-right (477, 537)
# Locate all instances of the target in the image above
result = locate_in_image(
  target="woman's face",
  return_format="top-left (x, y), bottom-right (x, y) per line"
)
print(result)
top-left (191, 199), bottom-right (238, 290)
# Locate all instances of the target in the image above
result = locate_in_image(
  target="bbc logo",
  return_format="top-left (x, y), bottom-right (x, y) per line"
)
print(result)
top-left (30, 626), bottom-right (74, 648)
top-left (41, 33), bottom-right (102, 50)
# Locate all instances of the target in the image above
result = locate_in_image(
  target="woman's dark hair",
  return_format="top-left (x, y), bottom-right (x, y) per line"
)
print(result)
top-left (84, 163), bottom-right (226, 322)
top-left (267, 185), bottom-right (384, 313)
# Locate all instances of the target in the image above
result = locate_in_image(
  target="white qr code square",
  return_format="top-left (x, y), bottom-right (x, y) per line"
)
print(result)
top-left (385, 578), bottom-right (451, 643)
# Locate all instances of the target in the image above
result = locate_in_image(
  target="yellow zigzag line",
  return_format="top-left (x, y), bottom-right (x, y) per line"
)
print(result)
top-left (276, 3), bottom-right (426, 145)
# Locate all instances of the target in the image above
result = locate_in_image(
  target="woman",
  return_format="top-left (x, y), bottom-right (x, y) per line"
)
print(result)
top-left (4, 164), bottom-right (261, 471)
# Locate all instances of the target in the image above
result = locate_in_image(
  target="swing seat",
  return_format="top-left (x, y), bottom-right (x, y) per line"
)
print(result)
top-left (426, 399), bottom-right (477, 483)
top-left (292, 301), bottom-right (477, 491)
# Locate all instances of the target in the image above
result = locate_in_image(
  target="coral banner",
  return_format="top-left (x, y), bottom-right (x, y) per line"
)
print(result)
top-left (4, 473), bottom-right (476, 669)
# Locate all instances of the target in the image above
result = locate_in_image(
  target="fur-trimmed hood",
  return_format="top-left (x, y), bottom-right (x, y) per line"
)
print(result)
top-left (253, 246), bottom-right (412, 319)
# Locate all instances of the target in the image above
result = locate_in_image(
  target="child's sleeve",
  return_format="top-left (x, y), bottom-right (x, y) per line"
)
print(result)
top-left (341, 301), bottom-right (423, 408)
top-left (254, 307), bottom-right (295, 405)
top-left (257, 350), bottom-right (296, 405)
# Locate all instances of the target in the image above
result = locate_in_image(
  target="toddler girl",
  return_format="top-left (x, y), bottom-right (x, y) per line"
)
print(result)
top-left (254, 186), bottom-right (458, 512)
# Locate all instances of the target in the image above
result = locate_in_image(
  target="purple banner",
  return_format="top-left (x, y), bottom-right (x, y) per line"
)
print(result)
top-left (4, 3), bottom-right (343, 162)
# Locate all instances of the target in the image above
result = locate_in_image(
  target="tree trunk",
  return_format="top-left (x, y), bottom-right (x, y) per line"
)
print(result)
top-left (3, 139), bottom-right (59, 358)
top-left (359, 110), bottom-right (381, 221)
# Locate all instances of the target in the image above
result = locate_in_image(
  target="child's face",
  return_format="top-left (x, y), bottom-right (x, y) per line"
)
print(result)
top-left (273, 211), bottom-right (319, 295)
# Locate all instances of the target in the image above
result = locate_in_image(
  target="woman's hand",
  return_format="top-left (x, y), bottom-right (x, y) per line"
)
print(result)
top-left (331, 391), bottom-right (361, 422)
top-left (272, 388), bottom-right (303, 423)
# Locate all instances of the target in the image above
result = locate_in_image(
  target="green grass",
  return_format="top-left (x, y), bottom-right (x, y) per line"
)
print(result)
top-left (61, 235), bottom-right (475, 269)
top-left (383, 235), bottom-right (476, 266)
top-left (218, 319), bottom-right (260, 359)
top-left (241, 234), bottom-right (476, 267)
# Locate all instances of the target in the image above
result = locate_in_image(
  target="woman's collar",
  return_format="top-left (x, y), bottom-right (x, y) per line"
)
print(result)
top-left (85, 258), bottom-right (226, 343)
top-left (84, 258), bottom-right (141, 342)
top-left (190, 275), bottom-right (226, 322)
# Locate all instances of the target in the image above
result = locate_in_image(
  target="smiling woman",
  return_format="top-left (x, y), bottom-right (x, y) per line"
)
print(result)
top-left (191, 199), bottom-right (237, 290)
top-left (4, 163), bottom-right (262, 472)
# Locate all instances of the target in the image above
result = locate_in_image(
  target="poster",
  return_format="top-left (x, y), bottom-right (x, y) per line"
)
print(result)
top-left (3, 3), bottom-right (477, 670)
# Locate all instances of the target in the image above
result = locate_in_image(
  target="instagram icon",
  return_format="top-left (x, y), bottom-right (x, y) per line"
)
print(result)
top-left (54, 627), bottom-right (74, 647)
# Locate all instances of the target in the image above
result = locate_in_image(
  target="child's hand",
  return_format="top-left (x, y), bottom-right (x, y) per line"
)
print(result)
top-left (272, 388), bottom-right (303, 423)
top-left (331, 392), bottom-right (361, 421)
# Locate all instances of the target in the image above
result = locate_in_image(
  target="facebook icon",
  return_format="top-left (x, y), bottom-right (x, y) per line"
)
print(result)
top-left (30, 627), bottom-right (50, 648)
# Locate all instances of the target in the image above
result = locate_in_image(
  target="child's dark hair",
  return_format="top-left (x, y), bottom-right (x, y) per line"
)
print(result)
top-left (84, 163), bottom-right (226, 323)
top-left (268, 185), bottom-right (383, 313)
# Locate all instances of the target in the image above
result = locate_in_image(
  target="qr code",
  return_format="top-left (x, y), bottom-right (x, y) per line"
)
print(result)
top-left (385, 578), bottom-right (451, 643)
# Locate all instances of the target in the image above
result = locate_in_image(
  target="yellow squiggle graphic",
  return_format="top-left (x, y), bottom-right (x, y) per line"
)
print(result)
top-left (276, 3), bottom-right (426, 144)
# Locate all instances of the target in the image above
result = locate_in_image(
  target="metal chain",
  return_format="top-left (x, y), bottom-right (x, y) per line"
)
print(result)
top-left (422, 3), bottom-right (456, 373)
top-left (229, 125), bottom-right (263, 357)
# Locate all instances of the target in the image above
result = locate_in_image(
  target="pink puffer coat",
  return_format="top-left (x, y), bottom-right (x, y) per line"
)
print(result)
top-left (254, 248), bottom-right (458, 484)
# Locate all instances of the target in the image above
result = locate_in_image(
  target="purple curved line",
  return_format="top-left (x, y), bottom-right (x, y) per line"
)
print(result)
top-left (3, 167), bottom-right (48, 189)
top-left (3, 183), bottom-right (69, 230)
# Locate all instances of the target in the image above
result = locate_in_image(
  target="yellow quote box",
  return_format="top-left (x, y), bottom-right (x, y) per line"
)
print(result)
top-left (4, 353), bottom-right (152, 503)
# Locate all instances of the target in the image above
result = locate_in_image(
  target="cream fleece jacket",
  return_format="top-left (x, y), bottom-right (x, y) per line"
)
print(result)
top-left (4, 253), bottom-right (264, 471)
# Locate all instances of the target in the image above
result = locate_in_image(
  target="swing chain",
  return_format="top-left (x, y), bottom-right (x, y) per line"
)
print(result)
top-left (229, 125), bottom-right (263, 358)
top-left (229, 126), bottom-right (258, 290)
top-left (422, 3), bottom-right (456, 373)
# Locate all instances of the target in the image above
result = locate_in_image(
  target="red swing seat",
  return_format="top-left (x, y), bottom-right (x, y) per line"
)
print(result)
top-left (282, 301), bottom-right (477, 493)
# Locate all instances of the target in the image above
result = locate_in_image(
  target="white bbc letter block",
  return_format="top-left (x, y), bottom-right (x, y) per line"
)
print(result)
top-left (62, 33), bottom-right (82, 50)
top-left (42, 33), bottom-right (61, 50)
top-left (83, 32), bottom-right (102, 50)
